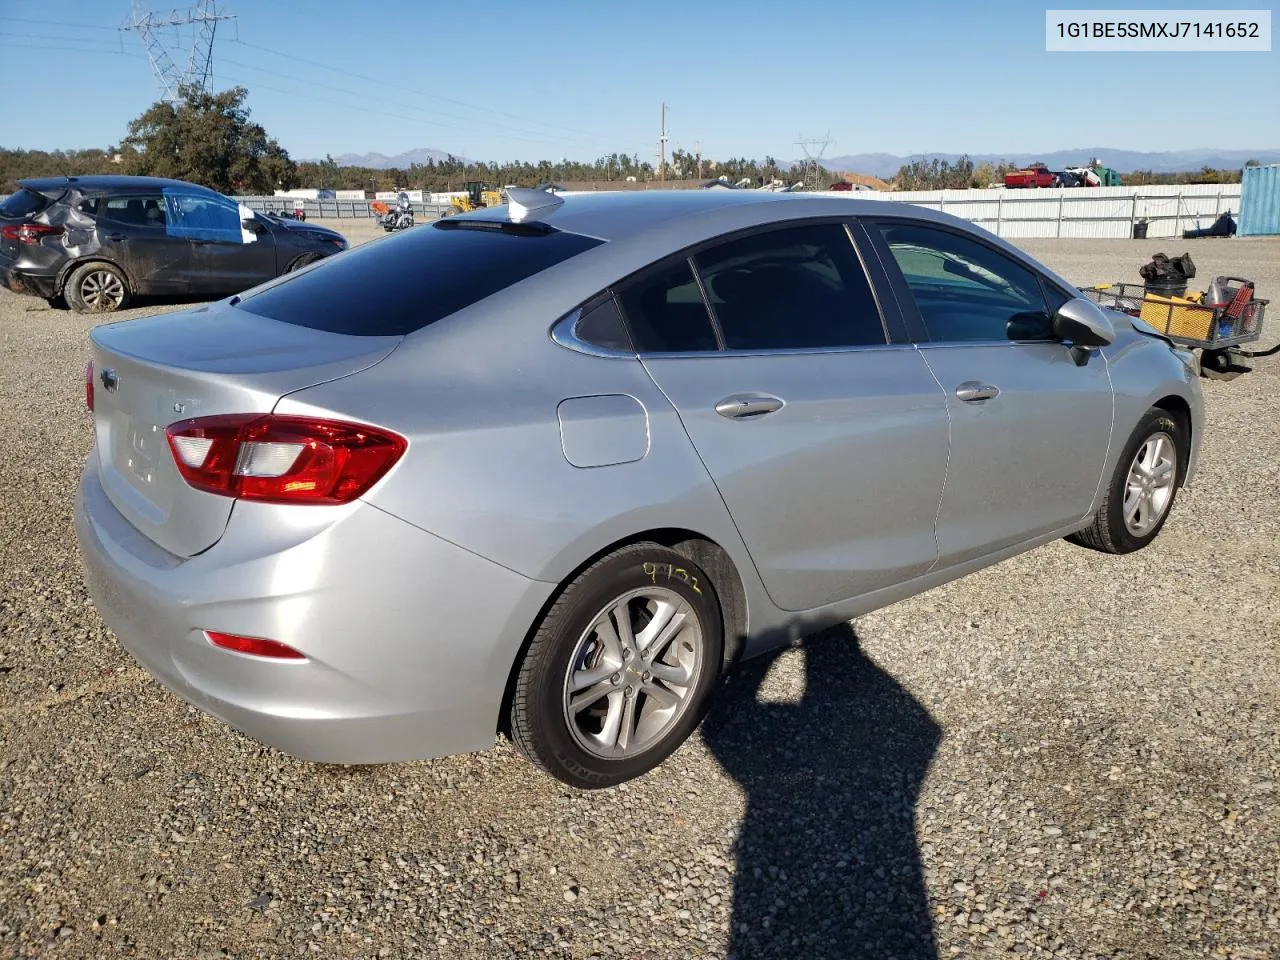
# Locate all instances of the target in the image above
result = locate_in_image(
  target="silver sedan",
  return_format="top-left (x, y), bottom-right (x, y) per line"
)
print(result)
top-left (75, 189), bottom-right (1203, 788)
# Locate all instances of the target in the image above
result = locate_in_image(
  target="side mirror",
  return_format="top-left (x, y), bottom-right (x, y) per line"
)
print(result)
top-left (1053, 297), bottom-right (1114, 363)
top-left (241, 217), bottom-right (265, 234)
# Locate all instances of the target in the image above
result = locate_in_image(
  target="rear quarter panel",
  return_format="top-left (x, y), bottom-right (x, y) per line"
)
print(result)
top-left (268, 272), bottom-right (775, 634)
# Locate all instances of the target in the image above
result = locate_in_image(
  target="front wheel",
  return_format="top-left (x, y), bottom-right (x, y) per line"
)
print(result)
top-left (509, 544), bottom-right (724, 789)
top-left (1069, 407), bottom-right (1186, 554)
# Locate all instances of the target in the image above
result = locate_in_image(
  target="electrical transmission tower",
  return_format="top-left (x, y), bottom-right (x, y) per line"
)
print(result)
top-left (794, 133), bottom-right (833, 191)
top-left (122, 0), bottom-right (236, 102)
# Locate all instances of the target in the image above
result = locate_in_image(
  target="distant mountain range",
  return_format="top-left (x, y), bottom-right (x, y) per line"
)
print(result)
top-left (823, 148), bottom-right (1280, 178)
top-left (320, 146), bottom-right (1279, 176)
top-left (327, 148), bottom-right (468, 168)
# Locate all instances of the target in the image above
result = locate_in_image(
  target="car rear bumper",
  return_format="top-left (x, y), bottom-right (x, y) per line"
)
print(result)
top-left (74, 452), bottom-right (555, 764)
top-left (0, 264), bottom-right (57, 298)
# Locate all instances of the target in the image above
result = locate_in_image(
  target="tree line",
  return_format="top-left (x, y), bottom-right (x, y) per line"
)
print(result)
top-left (0, 86), bottom-right (1259, 197)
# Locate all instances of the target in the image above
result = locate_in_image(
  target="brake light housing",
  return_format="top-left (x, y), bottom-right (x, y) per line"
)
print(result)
top-left (85, 361), bottom-right (94, 412)
top-left (165, 414), bottom-right (406, 505)
top-left (1, 222), bottom-right (65, 244)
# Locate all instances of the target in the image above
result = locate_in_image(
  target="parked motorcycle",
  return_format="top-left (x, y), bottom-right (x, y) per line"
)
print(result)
top-left (373, 192), bottom-right (415, 232)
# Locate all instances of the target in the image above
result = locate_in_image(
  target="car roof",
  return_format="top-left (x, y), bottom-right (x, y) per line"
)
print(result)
top-left (464, 189), bottom-right (924, 243)
top-left (17, 175), bottom-right (221, 196)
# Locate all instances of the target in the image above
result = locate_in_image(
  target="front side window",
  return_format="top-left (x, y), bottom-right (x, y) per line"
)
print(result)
top-left (876, 222), bottom-right (1056, 343)
top-left (163, 188), bottom-right (243, 243)
top-left (694, 223), bottom-right (886, 350)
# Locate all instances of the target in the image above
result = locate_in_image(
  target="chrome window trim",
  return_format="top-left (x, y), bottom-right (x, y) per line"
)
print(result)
top-left (550, 308), bottom-right (637, 359)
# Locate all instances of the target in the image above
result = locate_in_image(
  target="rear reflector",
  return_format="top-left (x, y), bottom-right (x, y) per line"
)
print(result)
top-left (165, 414), bottom-right (406, 505)
top-left (206, 630), bottom-right (307, 660)
top-left (85, 361), bottom-right (94, 412)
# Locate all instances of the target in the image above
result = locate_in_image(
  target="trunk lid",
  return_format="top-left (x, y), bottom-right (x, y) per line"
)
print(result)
top-left (89, 301), bottom-right (401, 557)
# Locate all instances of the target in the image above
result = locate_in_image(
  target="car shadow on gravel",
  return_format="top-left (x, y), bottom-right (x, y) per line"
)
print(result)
top-left (702, 623), bottom-right (941, 960)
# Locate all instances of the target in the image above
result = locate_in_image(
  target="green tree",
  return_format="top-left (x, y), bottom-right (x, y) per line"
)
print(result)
top-left (123, 85), bottom-right (297, 194)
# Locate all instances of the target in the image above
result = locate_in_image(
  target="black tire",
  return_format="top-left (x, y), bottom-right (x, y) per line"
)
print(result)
top-left (65, 262), bottom-right (130, 313)
top-left (1069, 407), bottom-right (1186, 554)
top-left (510, 543), bottom-right (724, 789)
top-left (286, 253), bottom-right (321, 273)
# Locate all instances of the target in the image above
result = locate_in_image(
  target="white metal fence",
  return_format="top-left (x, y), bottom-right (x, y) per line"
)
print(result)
top-left (233, 195), bottom-right (454, 220)
top-left (232, 183), bottom-right (1243, 238)
top-left (823, 184), bottom-right (1242, 239)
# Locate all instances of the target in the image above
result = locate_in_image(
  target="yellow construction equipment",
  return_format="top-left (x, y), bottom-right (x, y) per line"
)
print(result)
top-left (445, 181), bottom-right (503, 216)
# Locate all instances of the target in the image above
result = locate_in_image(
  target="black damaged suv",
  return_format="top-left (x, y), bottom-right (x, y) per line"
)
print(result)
top-left (0, 175), bottom-right (348, 313)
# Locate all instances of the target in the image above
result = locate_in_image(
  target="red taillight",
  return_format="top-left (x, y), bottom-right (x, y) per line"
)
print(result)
top-left (85, 361), bottom-right (94, 412)
top-left (165, 414), bottom-right (406, 505)
top-left (205, 630), bottom-right (306, 660)
top-left (1, 222), bottom-right (65, 244)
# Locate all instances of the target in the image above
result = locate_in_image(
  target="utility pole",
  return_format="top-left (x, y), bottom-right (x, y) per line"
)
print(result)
top-left (657, 102), bottom-right (668, 184)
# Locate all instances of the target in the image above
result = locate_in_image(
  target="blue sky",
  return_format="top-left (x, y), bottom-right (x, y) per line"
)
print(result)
top-left (1, 0), bottom-right (1275, 163)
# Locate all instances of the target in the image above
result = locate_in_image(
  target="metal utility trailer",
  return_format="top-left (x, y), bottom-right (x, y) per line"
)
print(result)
top-left (1081, 279), bottom-right (1272, 375)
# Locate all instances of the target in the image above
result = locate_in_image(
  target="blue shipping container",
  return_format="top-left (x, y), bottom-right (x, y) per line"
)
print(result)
top-left (1238, 164), bottom-right (1280, 236)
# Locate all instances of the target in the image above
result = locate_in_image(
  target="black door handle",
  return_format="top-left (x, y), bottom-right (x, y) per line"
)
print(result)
top-left (105, 233), bottom-right (127, 242)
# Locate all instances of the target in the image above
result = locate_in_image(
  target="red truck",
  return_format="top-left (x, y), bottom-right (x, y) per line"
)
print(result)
top-left (1004, 165), bottom-right (1056, 188)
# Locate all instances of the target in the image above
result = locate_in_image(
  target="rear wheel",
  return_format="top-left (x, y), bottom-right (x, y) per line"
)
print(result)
top-left (65, 262), bottom-right (130, 313)
top-left (510, 544), bottom-right (723, 789)
top-left (1069, 407), bottom-right (1185, 554)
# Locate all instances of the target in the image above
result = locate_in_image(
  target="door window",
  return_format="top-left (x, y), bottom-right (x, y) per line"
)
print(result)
top-left (162, 188), bottom-right (243, 243)
top-left (695, 223), bottom-right (886, 350)
top-left (875, 222), bottom-right (1056, 343)
top-left (80, 195), bottom-right (167, 228)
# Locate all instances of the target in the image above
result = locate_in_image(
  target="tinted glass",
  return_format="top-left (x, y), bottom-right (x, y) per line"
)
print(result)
top-left (163, 189), bottom-right (242, 243)
top-left (0, 188), bottom-right (52, 219)
top-left (237, 222), bottom-right (604, 336)
top-left (695, 223), bottom-right (885, 349)
top-left (80, 195), bottom-right (167, 228)
top-left (574, 296), bottom-right (633, 352)
top-left (877, 222), bottom-right (1055, 342)
top-left (616, 259), bottom-right (718, 352)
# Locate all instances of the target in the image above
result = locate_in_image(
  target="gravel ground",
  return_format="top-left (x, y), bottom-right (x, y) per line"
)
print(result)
top-left (1, 226), bottom-right (1277, 960)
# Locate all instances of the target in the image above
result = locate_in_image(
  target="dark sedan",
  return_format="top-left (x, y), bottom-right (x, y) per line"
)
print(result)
top-left (0, 175), bottom-right (348, 312)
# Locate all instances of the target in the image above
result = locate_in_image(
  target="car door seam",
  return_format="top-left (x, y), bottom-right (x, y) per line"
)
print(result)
top-left (635, 354), bottom-right (778, 605)
top-left (912, 345), bottom-right (951, 574)
top-left (1082, 349), bottom-right (1118, 521)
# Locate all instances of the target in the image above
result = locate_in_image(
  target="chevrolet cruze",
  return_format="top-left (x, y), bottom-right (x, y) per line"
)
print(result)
top-left (75, 189), bottom-right (1203, 788)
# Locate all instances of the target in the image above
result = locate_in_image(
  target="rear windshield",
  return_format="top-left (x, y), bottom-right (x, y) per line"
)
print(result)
top-left (235, 221), bottom-right (605, 336)
top-left (0, 187), bottom-right (53, 219)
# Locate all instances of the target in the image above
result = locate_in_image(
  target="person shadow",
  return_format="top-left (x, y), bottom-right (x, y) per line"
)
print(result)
top-left (701, 623), bottom-right (941, 960)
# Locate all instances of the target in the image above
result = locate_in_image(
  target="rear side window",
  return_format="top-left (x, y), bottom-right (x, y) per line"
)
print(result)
top-left (616, 259), bottom-right (719, 352)
top-left (0, 188), bottom-right (52, 219)
top-left (237, 222), bottom-right (604, 336)
top-left (80, 195), bottom-right (167, 228)
top-left (694, 223), bottom-right (886, 349)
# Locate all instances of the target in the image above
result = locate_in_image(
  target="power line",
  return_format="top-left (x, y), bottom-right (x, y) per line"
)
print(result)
top-left (228, 38), bottom-right (628, 145)
top-left (216, 55), bottom-right (611, 150)
top-left (0, 15), bottom-right (120, 31)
